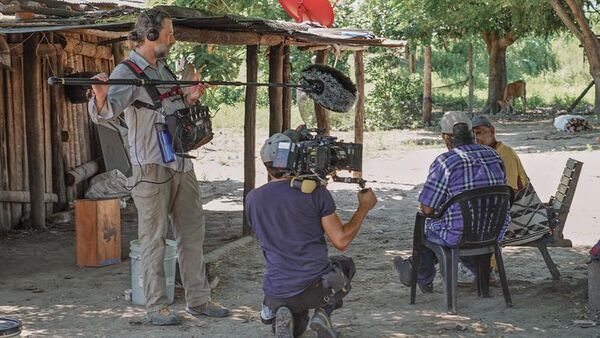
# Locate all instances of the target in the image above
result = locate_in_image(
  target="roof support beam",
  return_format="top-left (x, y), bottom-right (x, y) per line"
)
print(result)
top-left (175, 27), bottom-right (284, 46)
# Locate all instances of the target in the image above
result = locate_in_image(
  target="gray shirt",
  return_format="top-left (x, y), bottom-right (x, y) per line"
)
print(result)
top-left (88, 50), bottom-right (192, 172)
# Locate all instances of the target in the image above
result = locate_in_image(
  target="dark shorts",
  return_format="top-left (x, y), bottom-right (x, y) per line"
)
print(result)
top-left (262, 255), bottom-right (356, 337)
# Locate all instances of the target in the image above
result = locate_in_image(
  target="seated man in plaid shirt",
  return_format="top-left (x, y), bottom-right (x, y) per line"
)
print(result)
top-left (394, 111), bottom-right (510, 292)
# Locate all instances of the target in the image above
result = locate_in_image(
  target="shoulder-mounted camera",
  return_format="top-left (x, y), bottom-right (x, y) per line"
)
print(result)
top-left (272, 125), bottom-right (364, 188)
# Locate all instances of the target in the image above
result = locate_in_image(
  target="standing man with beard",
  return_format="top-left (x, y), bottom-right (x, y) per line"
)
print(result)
top-left (88, 9), bottom-right (230, 325)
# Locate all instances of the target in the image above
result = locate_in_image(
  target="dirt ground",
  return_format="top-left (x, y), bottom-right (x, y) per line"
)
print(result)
top-left (1, 113), bottom-right (600, 337)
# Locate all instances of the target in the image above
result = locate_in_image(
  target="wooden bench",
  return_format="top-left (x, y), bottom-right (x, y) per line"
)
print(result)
top-left (546, 158), bottom-right (583, 247)
top-left (505, 158), bottom-right (583, 280)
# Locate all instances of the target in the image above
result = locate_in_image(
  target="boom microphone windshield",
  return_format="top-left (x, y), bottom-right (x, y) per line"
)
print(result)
top-left (300, 64), bottom-right (357, 113)
top-left (48, 64), bottom-right (357, 113)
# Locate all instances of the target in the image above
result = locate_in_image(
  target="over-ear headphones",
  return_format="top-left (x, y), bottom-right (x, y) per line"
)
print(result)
top-left (290, 177), bottom-right (319, 194)
top-left (141, 10), bottom-right (160, 42)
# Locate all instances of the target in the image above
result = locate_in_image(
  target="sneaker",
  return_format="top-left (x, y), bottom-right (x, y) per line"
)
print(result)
top-left (260, 303), bottom-right (275, 325)
top-left (418, 282), bottom-right (434, 293)
top-left (310, 308), bottom-right (337, 338)
top-left (489, 269), bottom-right (497, 285)
top-left (457, 262), bottom-right (476, 285)
top-left (186, 301), bottom-right (231, 318)
top-left (393, 256), bottom-right (412, 287)
top-left (147, 307), bottom-right (178, 326)
top-left (275, 306), bottom-right (294, 338)
top-left (394, 257), bottom-right (434, 293)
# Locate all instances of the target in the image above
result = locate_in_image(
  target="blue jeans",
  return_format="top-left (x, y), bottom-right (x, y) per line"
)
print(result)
top-left (412, 235), bottom-right (475, 285)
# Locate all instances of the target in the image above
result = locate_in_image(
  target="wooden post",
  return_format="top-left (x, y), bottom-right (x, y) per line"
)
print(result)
top-left (269, 44), bottom-right (284, 136)
top-left (354, 51), bottom-right (365, 179)
top-left (42, 54), bottom-right (53, 216)
top-left (0, 191), bottom-right (58, 203)
top-left (112, 42), bottom-right (124, 63)
top-left (50, 51), bottom-right (67, 210)
top-left (0, 65), bottom-right (9, 230)
top-left (314, 50), bottom-right (330, 135)
top-left (467, 42), bottom-right (474, 114)
top-left (243, 45), bottom-right (258, 237)
top-left (5, 58), bottom-right (18, 227)
top-left (422, 46), bottom-right (433, 125)
top-left (282, 45), bottom-right (292, 131)
top-left (23, 33), bottom-right (46, 228)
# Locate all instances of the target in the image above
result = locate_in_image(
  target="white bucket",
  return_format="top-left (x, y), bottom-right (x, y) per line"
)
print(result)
top-left (129, 239), bottom-right (178, 306)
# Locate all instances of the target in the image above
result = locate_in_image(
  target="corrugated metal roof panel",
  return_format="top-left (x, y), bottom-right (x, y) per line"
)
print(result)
top-left (0, 4), bottom-right (405, 48)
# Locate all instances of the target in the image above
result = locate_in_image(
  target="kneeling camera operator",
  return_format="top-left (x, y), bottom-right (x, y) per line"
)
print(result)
top-left (244, 127), bottom-right (378, 338)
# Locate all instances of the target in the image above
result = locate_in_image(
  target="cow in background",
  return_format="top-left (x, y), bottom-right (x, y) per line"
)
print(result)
top-left (498, 80), bottom-right (526, 114)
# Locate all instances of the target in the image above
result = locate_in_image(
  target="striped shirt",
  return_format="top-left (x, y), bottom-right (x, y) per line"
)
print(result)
top-left (418, 144), bottom-right (509, 246)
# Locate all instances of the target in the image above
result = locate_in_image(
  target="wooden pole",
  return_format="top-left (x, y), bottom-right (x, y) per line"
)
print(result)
top-left (282, 45), bottom-right (292, 131)
top-left (567, 81), bottom-right (595, 113)
top-left (5, 58), bottom-right (18, 226)
top-left (354, 51), bottom-right (365, 145)
top-left (11, 54), bottom-right (25, 226)
top-left (0, 191), bottom-right (58, 203)
top-left (422, 46), bottom-right (433, 125)
top-left (24, 33), bottom-right (46, 228)
top-left (42, 55), bottom-right (53, 216)
top-left (354, 51), bottom-right (365, 180)
top-left (112, 42), bottom-right (124, 63)
top-left (0, 65), bottom-right (10, 230)
top-left (50, 50), bottom-right (67, 210)
top-left (467, 42), bottom-right (474, 114)
top-left (243, 45), bottom-right (258, 237)
top-left (314, 50), bottom-right (330, 135)
top-left (268, 44), bottom-right (284, 136)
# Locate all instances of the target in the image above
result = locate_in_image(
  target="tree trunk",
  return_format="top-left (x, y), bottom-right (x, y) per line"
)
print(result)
top-left (594, 74), bottom-right (600, 114)
top-left (550, 0), bottom-right (600, 113)
top-left (422, 46), bottom-right (432, 125)
top-left (481, 31), bottom-right (515, 115)
top-left (467, 42), bottom-right (474, 114)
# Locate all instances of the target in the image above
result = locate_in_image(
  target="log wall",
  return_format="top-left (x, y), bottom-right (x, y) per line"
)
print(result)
top-left (0, 32), bottom-right (116, 231)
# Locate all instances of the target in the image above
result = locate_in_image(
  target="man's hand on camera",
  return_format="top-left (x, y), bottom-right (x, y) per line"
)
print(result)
top-left (358, 188), bottom-right (377, 211)
top-left (91, 72), bottom-right (108, 110)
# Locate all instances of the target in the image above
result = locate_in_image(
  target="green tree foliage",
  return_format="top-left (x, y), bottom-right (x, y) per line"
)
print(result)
top-left (150, 0), bottom-right (289, 107)
top-left (434, 37), bottom-right (559, 87)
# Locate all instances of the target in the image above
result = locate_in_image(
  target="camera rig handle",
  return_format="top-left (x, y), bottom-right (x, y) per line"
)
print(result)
top-left (331, 175), bottom-right (368, 192)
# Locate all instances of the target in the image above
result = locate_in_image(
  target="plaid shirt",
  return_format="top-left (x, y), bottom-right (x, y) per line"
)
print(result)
top-left (419, 144), bottom-right (509, 246)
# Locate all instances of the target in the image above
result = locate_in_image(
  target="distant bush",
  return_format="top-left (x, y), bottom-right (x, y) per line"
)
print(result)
top-left (365, 71), bottom-right (424, 130)
top-left (526, 95), bottom-right (545, 109)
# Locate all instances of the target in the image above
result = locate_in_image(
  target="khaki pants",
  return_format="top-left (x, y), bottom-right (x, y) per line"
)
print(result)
top-left (131, 164), bottom-right (211, 312)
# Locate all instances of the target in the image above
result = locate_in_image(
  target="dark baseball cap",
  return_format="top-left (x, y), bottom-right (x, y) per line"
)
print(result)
top-left (471, 115), bottom-right (494, 129)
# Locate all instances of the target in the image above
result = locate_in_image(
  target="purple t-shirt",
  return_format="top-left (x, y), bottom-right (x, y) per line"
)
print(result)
top-left (245, 180), bottom-right (336, 298)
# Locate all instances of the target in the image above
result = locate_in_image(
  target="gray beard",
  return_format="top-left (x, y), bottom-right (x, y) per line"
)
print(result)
top-left (153, 44), bottom-right (170, 59)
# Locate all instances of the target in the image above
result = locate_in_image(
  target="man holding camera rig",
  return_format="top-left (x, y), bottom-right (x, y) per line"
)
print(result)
top-left (88, 9), bottom-right (229, 325)
top-left (245, 129), bottom-right (378, 338)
